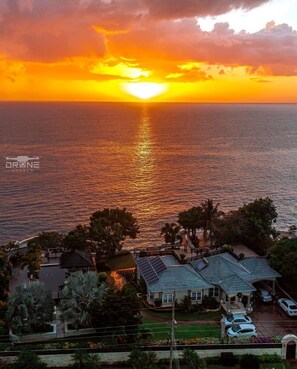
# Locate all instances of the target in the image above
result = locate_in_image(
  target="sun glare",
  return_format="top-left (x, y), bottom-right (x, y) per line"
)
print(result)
top-left (123, 82), bottom-right (167, 100)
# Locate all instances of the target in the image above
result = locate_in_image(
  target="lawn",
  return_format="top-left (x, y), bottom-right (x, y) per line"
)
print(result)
top-left (141, 317), bottom-right (220, 341)
top-left (142, 308), bottom-right (222, 322)
top-left (108, 252), bottom-right (136, 270)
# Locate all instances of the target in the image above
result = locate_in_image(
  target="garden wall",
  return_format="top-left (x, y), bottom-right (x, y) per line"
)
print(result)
top-left (0, 344), bottom-right (282, 366)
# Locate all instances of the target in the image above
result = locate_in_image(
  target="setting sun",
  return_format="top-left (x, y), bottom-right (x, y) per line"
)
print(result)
top-left (123, 82), bottom-right (168, 100)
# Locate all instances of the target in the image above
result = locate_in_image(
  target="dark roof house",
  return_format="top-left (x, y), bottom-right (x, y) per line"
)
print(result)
top-left (60, 249), bottom-right (95, 270)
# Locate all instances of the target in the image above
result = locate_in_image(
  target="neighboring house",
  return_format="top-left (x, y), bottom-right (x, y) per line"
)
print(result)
top-left (136, 252), bottom-right (280, 314)
top-left (39, 250), bottom-right (95, 300)
top-left (60, 249), bottom-right (95, 272)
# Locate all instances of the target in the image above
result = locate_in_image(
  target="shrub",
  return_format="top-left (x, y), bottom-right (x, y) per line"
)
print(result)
top-left (259, 353), bottom-right (282, 363)
top-left (240, 354), bottom-right (260, 369)
top-left (202, 296), bottom-right (220, 309)
top-left (183, 348), bottom-right (207, 369)
top-left (179, 296), bottom-right (192, 313)
top-left (129, 349), bottom-right (157, 369)
top-left (13, 350), bottom-right (47, 369)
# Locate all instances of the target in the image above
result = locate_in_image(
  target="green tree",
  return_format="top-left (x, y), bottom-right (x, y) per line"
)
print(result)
top-left (161, 222), bottom-right (180, 244)
top-left (178, 207), bottom-right (204, 236)
top-left (89, 208), bottom-right (139, 260)
top-left (63, 225), bottom-right (90, 251)
top-left (183, 348), bottom-right (206, 369)
top-left (6, 281), bottom-right (54, 334)
top-left (13, 350), bottom-right (47, 369)
top-left (129, 349), bottom-right (157, 369)
top-left (21, 239), bottom-right (42, 279)
top-left (37, 231), bottom-right (64, 253)
top-left (0, 248), bottom-right (11, 300)
top-left (72, 349), bottom-right (101, 369)
top-left (269, 238), bottom-right (297, 285)
top-left (239, 197), bottom-right (277, 254)
top-left (60, 271), bottom-right (106, 329)
top-left (89, 284), bottom-right (141, 342)
top-left (213, 211), bottom-right (248, 245)
top-left (201, 199), bottom-right (222, 244)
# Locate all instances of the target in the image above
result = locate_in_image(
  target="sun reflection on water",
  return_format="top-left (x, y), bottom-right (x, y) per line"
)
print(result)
top-left (131, 108), bottom-right (157, 218)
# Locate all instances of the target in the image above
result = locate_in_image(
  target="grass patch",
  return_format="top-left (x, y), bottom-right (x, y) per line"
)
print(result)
top-left (142, 308), bottom-right (222, 322)
top-left (108, 252), bottom-right (135, 270)
top-left (141, 317), bottom-right (220, 340)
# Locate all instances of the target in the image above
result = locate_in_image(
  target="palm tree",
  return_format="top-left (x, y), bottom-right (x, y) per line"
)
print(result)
top-left (72, 349), bottom-right (101, 369)
top-left (6, 281), bottom-right (54, 334)
top-left (60, 271), bottom-right (106, 329)
top-left (161, 223), bottom-right (180, 244)
top-left (201, 199), bottom-right (221, 245)
top-left (183, 348), bottom-right (206, 369)
top-left (129, 349), bottom-right (157, 369)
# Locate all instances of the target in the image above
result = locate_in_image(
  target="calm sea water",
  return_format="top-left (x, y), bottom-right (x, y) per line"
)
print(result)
top-left (0, 102), bottom-right (296, 247)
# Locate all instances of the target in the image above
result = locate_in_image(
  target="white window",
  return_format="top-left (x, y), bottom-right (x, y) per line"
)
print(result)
top-left (163, 293), bottom-right (173, 304)
top-left (191, 292), bottom-right (202, 301)
top-left (209, 287), bottom-right (219, 298)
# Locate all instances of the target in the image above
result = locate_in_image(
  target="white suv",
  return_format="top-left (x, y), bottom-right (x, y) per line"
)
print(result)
top-left (277, 298), bottom-right (297, 316)
top-left (227, 323), bottom-right (257, 338)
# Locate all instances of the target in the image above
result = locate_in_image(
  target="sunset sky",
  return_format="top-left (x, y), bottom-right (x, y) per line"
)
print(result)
top-left (0, 0), bottom-right (297, 102)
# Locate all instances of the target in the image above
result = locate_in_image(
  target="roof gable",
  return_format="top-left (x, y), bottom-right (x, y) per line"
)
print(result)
top-left (61, 250), bottom-right (94, 269)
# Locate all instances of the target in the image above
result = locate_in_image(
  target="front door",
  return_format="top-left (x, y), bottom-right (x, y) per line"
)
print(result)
top-left (286, 341), bottom-right (296, 359)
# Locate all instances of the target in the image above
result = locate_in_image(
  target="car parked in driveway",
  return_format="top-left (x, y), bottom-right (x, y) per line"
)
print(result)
top-left (258, 288), bottom-right (273, 302)
top-left (277, 298), bottom-right (297, 316)
top-left (223, 314), bottom-right (252, 327)
top-left (227, 323), bottom-right (257, 338)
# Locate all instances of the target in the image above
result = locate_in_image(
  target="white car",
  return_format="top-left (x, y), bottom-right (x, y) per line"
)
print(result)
top-left (227, 323), bottom-right (257, 338)
top-left (223, 314), bottom-right (252, 327)
top-left (277, 298), bottom-right (297, 316)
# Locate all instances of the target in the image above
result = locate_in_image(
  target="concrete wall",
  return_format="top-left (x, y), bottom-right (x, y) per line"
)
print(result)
top-left (0, 346), bottom-right (282, 367)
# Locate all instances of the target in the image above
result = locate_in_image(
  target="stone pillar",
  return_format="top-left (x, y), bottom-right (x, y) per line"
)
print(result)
top-left (227, 295), bottom-right (231, 314)
top-left (272, 280), bottom-right (276, 296)
top-left (246, 294), bottom-right (252, 313)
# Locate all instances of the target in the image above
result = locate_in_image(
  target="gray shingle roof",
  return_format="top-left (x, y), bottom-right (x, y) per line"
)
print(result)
top-left (137, 253), bottom-right (280, 295)
top-left (137, 256), bottom-right (212, 292)
top-left (192, 253), bottom-right (280, 294)
top-left (149, 265), bottom-right (213, 293)
top-left (239, 257), bottom-right (281, 281)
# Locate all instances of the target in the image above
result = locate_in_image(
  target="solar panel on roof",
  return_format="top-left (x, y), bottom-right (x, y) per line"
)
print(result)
top-left (137, 256), bottom-right (167, 285)
top-left (151, 257), bottom-right (167, 274)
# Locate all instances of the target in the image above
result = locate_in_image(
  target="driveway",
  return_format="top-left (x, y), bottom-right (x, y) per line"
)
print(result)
top-left (252, 300), bottom-right (297, 337)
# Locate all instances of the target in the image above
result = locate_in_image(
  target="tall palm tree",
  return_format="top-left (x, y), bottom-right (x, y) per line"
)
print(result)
top-left (60, 271), bottom-right (106, 329)
top-left (201, 199), bottom-right (221, 245)
top-left (6, 281), bottom-right (54, 334)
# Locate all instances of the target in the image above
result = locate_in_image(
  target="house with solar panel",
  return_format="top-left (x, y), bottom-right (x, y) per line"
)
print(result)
top-left (136, 252), bottom-right (280, 314)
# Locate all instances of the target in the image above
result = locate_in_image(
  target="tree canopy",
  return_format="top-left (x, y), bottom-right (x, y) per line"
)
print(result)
top-left (238, 197), bottom-right (278, 253)
top-left (269, 238), bottom-right (297, 284)
top-left (63, 225), bottom-right (90, 251)
top-left (89, 284), bottom-right (141, 342)
top-left (89, 208), bottom-right (139, 260)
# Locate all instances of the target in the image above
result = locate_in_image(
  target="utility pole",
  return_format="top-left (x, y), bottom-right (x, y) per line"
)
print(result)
top-left (169, 291), bottom-right (176, 369)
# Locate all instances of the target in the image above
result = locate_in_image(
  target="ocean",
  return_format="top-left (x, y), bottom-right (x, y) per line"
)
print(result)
top-left (0, 102), bottom-right (296, 247)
